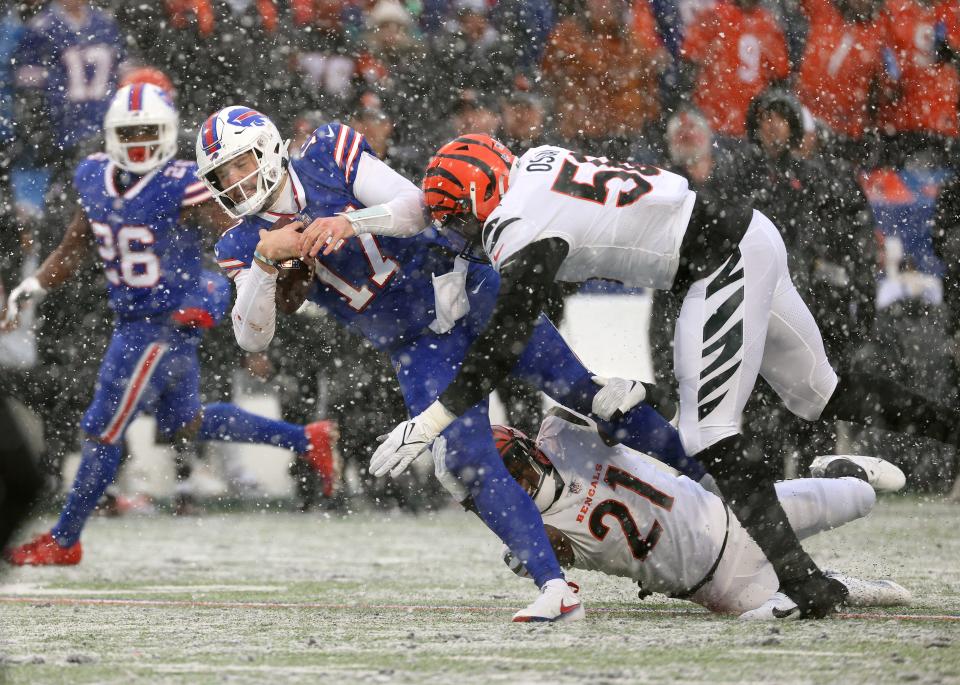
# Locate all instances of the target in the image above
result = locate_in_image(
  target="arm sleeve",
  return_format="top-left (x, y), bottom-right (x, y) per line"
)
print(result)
top-left (438, 237), bottom-right (570, 416)
top-left (230, 265), bottom-right (279, 353)
top-left (343, 152), bottom-right (430, 238)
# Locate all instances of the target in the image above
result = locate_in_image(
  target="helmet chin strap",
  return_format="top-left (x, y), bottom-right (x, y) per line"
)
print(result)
top-left (469, 181), bottom-right (478, 218)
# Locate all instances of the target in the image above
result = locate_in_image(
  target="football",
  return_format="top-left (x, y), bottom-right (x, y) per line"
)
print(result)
top-left (271, 214), bottom-right (314, 313)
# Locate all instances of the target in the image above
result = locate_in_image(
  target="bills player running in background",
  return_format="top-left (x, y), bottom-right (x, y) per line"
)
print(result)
top-left (198, 106), bottom-right (703, 622)
top-left (2, 85), bottom-right (337, 567)
top-left (433, 409), bottom-right (911, 618)
top-left (362, 135), bottom-right (960, 619)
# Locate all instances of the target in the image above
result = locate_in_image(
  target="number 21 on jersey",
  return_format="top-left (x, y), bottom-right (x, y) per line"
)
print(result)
top-left (588, 464), bottom-right (675, 562)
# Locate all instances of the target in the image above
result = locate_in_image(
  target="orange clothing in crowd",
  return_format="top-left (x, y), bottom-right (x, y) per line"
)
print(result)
top-left (682, 0), bottom-right (789, 136)
top-left (880, 0), bottom-right (960, 137)
top-left (542, 12), bottom-right (664, 141)
top-left (796, 0), bottom-right (892, 139)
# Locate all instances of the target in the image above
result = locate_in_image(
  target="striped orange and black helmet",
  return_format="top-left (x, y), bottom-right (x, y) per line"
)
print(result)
top-left (422, 134), bottom-right (515, 224)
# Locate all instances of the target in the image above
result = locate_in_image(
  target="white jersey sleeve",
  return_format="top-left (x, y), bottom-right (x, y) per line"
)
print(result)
top-left (484, 146), bottom-right (696, 289)
top-left (536, 414), bottom-right (727, 595)
top-left (231, 265), bottom-right (278, 353)
top-left (347, 152), bottom-right (430, 238)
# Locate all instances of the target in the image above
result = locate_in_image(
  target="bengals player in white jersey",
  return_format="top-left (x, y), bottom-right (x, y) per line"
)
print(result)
top-left (433, 408), bottom-right (911, 618)
top-left (338, 134), bottom-right (960, 620)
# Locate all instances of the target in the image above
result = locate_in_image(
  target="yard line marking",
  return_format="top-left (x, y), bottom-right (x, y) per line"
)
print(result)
top-left (733, 649), bottom-right (867, 658)
top-left (0, 583), bottom-right (285, 596)
top-left (0, 596), bottom-right (956, 622)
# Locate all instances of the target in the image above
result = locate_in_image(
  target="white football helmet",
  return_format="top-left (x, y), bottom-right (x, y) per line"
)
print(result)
top-left (195, 106), bottom-right (289, 218)
top-left (104, 83), bottom-right (178, 175)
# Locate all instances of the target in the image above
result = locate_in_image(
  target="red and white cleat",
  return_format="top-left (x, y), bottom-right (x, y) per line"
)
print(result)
top-left (303, 421), bottom-right (341, 497)
top-left (4, 532), bottom-right (82, 566)
top-left (512, 579), bottom-right (585, 623)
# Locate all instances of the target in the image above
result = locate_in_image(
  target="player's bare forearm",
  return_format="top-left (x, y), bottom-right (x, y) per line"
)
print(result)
top-left (181, 201), bottom-right (233, 235)
top-left (438, 238), bottom-right (569, 416)
top-left (35, 209), bottom-right (93, 290)
top-left (544, 525), bottom-right (575, 568)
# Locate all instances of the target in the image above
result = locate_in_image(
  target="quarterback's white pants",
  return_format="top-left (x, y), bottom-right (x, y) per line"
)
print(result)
top-left (692, 477), bottom-right (876, 614)
top-left (674, 211), bottom-right (840, 456)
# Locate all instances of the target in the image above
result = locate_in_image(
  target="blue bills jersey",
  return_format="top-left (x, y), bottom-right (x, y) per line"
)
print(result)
top-left (14, 3), bottom-right (125, 149)
top-left (215, 123), bottom-right (461, 348)
top-left (74, 154), bottom-right (211, 320)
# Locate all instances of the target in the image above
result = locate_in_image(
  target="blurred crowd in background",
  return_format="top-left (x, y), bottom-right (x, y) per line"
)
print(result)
top-left (1, 0), bottom-right (959, 512)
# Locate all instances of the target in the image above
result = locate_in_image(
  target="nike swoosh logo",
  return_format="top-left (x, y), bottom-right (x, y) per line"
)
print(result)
top-left (560, 599), bottom-right (580, 614)
top-left (324, 126), bottom-right (335, 138)
top-left (471, 277), bottom-right (486, 294)
top-left (772, 606), bottom-right (798, 619)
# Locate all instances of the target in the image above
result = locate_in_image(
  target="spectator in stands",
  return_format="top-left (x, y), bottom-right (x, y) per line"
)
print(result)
top-left (490, 0), bottom-right (556, 74)
top-left (933, 172), bottom-right (960, 370)
top-left (649, 107), bottom-right (738, 384)
top-left (499, 90), bottom-right (549, 151)
top-left (283, 0), bottom-right (362, 116)
top-left (735, 89), bottom-right (877, 463)
top-left (680, 0), bottom-right (790, 140)
top-left (347, 89), bottom-right (422, 179)
top-left (542, 0), bottom-right (665, 161)
top-left (795, 0), bottom-right (895, 164)
top-left (121, 0), bottom-right (289, 128)
top-left (878, 0), bottom-right (960, 165)
top-left (430, 0), bottom-right (513, 108)
top-left (359, 0), bottom-right (438, 166)
top-left (449, 88), bottom-right (501, 138)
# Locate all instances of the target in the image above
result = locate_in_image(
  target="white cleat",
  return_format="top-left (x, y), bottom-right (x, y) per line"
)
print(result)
top-left (810, 455), bottom-right (907, 492)
top-left (739, 592), bottom-right (800, 621)
top-left (512, 579), bottom-right (585, 623)
top-left (825, 571), bottom-right (912, 607)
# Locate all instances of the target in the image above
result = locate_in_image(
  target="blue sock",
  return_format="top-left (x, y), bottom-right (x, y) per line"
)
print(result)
top-left (51, 440), bottom-right (123, 547)
top-left (198, 403), bottom-right (308, 453)
top-left (443, 408), bottom-right (564, 588)
top-left (469, 469), bottom-right (564, 588)
top-left (562, 375), bottom-right (706, 480)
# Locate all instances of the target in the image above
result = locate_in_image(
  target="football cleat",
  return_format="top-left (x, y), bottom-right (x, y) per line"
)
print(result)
top-left (512, 579), bottom-right (585, 623)
top-left (739, 591), bottom-right (801, 621)
top-left (4, 532), bottom-right (82, 566)
top-left (810, 455), bottom-right (906, 492)
top-left (825, 571), bottom-right (912, 607)
top-left (303, 421), bottom-right (341, 498)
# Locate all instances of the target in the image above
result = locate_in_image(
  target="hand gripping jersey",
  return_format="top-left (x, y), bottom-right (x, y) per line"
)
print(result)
top-left (484, 146), bottom-right (696, 289)
top-left (215, 123), bottom-right (462, 349)
top-left (536, 414), bottom-right (727, 596)
top-left (74, 154), bottom-right (210, 320)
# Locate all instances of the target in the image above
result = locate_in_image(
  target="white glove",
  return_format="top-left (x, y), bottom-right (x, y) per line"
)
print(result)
top-left (2, 276), bottom-right (45, 329)
top-left (431, 436), bottom-right (469, 502)
top-left (591, 375), bottom-right (646, 421)
top-left (502, 544), bottom-right (532, 579)
top-left (369, 400), bottom-right (456, 478)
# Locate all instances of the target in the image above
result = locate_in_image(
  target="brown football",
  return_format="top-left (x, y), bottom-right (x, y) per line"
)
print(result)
top-left (270, 215), bottom-right (313, 313)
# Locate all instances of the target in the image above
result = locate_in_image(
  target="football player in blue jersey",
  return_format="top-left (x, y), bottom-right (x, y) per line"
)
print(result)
top-left (2, 85), bottom-right (338, 567)
top-left (197, 106), bottom-right (702, 622)
top-left (13, 0), bottom-right (126, 160)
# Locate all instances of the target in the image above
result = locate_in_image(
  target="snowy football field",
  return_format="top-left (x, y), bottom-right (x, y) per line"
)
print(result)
top-left (1, 497), bottom-right (958, 684)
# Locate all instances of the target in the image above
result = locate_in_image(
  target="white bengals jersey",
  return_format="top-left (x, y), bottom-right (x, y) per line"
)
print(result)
top-left (536, 414), bottom-right (727, 595)
top-left (484, 145), bottom-right (696, 289)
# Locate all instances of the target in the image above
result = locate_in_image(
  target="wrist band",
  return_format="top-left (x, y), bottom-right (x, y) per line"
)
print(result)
top-left (253, 250), bottom-right (279, 267)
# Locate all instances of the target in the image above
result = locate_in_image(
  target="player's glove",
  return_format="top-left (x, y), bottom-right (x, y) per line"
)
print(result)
top-left (591, 376), bottom-right (647, 421)
top-left (369, 400), bottom-right (457, 478)
top-left (431, 436), bottom-right (469, 502)
top-left (2, 276), bottom-right (45, 330)
top-left (502, 545), bottom-right (532, 579)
